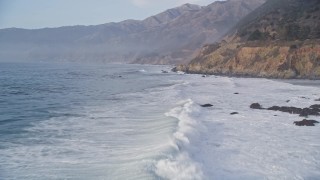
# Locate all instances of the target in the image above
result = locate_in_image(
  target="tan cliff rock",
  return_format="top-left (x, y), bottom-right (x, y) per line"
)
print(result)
top-left (179, 41), bottom-right (320, 79)
top-left (178, 0), bottom-right (320, 79)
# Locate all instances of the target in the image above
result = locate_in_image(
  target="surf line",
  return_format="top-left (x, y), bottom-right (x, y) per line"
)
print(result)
top-left (155, 99), bottom-right (206, 180)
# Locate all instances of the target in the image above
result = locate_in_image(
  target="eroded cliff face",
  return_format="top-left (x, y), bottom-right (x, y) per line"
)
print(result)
top-left (179, 41), bottom-right (320, 79)
top-left (178, 0), bottom-right (320, 79)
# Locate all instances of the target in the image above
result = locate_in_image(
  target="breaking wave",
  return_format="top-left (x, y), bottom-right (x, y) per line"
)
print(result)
top-left (155, 99), bottom-right (205, 180)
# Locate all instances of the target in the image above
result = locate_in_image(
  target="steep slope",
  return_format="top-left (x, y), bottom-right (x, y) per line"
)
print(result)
top-left (132, 0), bottom-right (265, 64)
top-left (0, 0), bottom-right (264, 64)
top-left (179, 0), bottom-right (320, 79)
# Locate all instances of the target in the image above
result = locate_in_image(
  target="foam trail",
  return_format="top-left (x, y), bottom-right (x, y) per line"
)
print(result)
top-left (155, 99), bottom-right (205, 180)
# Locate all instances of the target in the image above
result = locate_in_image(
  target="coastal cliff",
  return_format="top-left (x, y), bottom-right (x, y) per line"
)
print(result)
top-left (178, 0), bottom-right (320, 79)
top-left (179, 41), bottom-right (320, 79)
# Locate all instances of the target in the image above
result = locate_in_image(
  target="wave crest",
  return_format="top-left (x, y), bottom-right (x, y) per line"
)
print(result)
top-left (155, 99), bottom-right (205, 180)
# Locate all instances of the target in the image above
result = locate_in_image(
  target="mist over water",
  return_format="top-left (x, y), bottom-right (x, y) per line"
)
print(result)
top-left (1, 62), bottom-right (320, 180)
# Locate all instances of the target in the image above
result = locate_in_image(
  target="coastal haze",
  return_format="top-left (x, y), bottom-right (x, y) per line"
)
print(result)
top-left (1, 0), bottom-right (320, 179)
top-left (0, 0), bottom-right (264, 64)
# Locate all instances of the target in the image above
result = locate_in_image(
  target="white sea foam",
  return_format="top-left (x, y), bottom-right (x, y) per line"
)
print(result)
top-left (155, 75), bottom-right (320, 180)
top-left (166, 76), bottom-right (320, 180)
top-left (1, 64), bottom-right (320, 180)
top-left (0, 65), bottom-right (183, 180)
top-left (155, 99), bottom-right (205, 180)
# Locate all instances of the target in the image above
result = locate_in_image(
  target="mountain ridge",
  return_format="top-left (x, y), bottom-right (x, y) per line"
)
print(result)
top-left (0, 0), bottom-right (265, 64)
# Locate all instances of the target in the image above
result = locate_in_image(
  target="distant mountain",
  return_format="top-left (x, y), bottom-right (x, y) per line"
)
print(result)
top-left (0, 0), bottom-right (264, 64)
top-left (132, 0), bottom-right (265, 64)
top-left (179, 0), bottom-right (320, 79)
top-left (143, 3), bottom-right (202, 28)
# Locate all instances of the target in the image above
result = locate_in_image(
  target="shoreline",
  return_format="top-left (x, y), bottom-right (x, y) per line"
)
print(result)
top-left (276, 79), bottom-right (320, 88)
top-left (172, 67), bottom-right (320, 86)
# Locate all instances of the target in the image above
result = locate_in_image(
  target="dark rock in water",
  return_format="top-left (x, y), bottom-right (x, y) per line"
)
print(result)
top-left (279, 107), bottom-right (302, 114)
top-left (286, 100), bottom-right (290, 103)
top-left (250, 103), bottom-right (263, 109)
top-left (234, 92), bottom-right (239, 94)
top-left (118, 75), bottom-right (122, 78)
top-left (267, 105), bottom-right (320, 117)
top-left (202, 75), bottom-right (207, 77)
top-left (315, 98), bottom-right (320, 101)
top-left (294, 119), bottom-right (319, 126)
top-left (230, 112), bottom-right (239, 115)
top-left (274, 115), bottom-right (278, 116)
top-left (201, 104), bottom-right (213, 107)
top-left (300, 96), bottom-right (309, 99)
top-left (299, 108), bottom-right (320, 117)
top-left (268, 106), bottom-right (281, 111)
top-left (250, 102), bottom-right (320, 117)
top-left (310, 104), bottom-right (320, 109)
top-left (171, 67), bottom-right (178, 72)
top-left (161, 70), bottom-right (169, 73)
top-left (268, 106), bottom-right (298, 114)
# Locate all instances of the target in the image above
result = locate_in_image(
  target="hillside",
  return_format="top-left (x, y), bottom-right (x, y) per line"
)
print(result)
top-left (0, 0), bottom-right (264, 64)
top-left (132, 0), bottom-right (265, 64)
top-left (178, 0), bottom-right (320, 79)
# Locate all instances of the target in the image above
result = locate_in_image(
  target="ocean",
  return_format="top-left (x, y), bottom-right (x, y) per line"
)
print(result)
top-left (0, 62), bottom-right (320, 180)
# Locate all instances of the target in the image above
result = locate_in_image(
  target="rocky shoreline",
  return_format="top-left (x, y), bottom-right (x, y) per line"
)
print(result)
top-left (174, 71), bottom-right (320, 81)
top-left (173, 62), bottom-right (320, 80)
top-left (250, 102), bottom-right (320, 126)
top-left (198, 93), bottom-right (320, 127)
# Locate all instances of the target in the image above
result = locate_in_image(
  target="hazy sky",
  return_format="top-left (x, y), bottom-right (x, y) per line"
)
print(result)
top-left (0, 0), bottom-right (214, 29)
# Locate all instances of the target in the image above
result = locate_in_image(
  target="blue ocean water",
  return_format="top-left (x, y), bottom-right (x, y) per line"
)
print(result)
top-left (2, 62), bottom-right (320, 180)
top-left (0, 62), bottom-right (183, 179)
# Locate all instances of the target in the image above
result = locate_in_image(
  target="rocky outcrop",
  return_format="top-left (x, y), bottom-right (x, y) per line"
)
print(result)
top-left (178, 0), bottom-right (320, 79)
top-left (249, 102), bottom-right (320, 126)
top-left (294, 119), bottom-right (319, 126)
top-left (250, 103), bottom-right (263, 109)
top-left (201, 104), bottom-right (213, 107)
top-left (267, 105), bottom-right (320, 117)
top-left (250, 103), bottom-right (320, 117)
